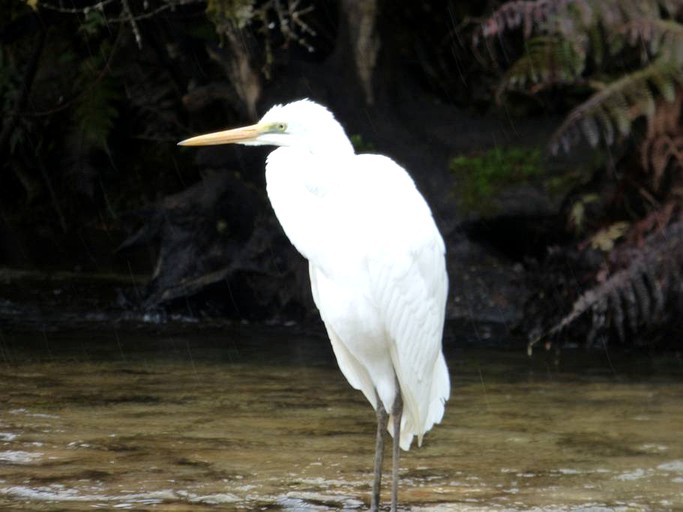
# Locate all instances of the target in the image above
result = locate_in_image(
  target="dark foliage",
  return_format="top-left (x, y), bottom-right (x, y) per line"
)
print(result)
top-left (118, 171), bottom-right (313, 319)
top-left (476, 0), bottom-right (683, 348)
top-left (525, 216), bottom-right (683, 349)
top-left (1, 0), bottom-right (489, 320)
top-left (3, 0), bottom-right (683, 347)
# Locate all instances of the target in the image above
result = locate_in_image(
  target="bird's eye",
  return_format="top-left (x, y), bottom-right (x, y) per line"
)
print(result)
top-left (275, 122), bottom-right (287, 132)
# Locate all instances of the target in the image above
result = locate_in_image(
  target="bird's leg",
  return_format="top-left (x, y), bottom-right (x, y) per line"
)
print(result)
top-left (390, 391), bottom-right (403, 512)
top-left (371, 397), bottom-right (388, 512)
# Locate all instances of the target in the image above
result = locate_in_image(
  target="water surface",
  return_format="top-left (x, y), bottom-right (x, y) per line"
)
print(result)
top-left (0, 325), bottom-right (682, 511)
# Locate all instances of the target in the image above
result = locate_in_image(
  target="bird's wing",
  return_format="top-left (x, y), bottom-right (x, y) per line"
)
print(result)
top-left (360, 155), bottom-right (450, 450)
top-left (309, 264), bottom-right (378, 409)
top-left (368, 234), bottom-right (449, 450)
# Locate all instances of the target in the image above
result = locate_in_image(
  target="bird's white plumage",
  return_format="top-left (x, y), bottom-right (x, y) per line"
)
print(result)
top-left (178, 99), bottom-right (450, 511)
top-left (262, 100), bottom-right (450, 450)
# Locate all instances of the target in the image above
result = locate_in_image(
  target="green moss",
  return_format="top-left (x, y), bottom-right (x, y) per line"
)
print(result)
top-left (450, 146), bottom-right (544, 214)
top-left (206, 0), bottom-right (255, 30)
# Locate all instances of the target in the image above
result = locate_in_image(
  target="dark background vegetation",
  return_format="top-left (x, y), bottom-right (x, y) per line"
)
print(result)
top-left (1, 0), bottom-right (682, 350)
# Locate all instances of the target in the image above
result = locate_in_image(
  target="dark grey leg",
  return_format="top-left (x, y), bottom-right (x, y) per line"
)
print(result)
top-left (390, 391), bottom-right (403, 512)
top-left (371, 398), bottom-right (388, 512)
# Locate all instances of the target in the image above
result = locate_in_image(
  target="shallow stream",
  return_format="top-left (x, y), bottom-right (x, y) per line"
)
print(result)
top-left (0, 324), bottom-right (682, 511)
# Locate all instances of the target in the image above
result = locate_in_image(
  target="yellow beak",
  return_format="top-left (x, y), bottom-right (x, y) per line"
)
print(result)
top-left (178, 123), bottom-right (264, 146)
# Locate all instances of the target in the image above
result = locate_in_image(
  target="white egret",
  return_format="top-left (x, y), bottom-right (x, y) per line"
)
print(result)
top-left (178, 99), bottom-right (450, 511)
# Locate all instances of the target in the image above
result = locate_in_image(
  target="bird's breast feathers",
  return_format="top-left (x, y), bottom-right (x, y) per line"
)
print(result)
top-left (265, 149), bottom-right (443, 274)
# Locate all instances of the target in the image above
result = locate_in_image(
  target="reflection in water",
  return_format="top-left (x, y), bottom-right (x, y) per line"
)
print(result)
top-left (0, 324), bottom-right (682, 511)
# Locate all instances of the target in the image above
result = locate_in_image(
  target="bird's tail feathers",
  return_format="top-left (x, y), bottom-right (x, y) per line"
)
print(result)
top-left (392, 353), bottom-right (450, 451)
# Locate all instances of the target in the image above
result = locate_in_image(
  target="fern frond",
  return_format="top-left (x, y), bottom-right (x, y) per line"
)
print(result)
top-left (496, 36), bottom-right (586, 98)
top-left (638, 91), bottom-right (683, 190)
top-left (477, 0), bottom-right (678, 42)
top-left (476, 1), bottom-right (560, 42)
top-left (477, 0), bottom-right (682, 66)
top-left (72, 52), bottom-right (119, 150)
top-left (530, 217), bottom-right (683, 348)
top-left (550, 61), bottom-right (683, 154)
top-left (622, 19), bottom-right (683, 66)
top-left (73, 80), bottom-right (119, 149)
top-left (642, 134), bottom-right (683, 189)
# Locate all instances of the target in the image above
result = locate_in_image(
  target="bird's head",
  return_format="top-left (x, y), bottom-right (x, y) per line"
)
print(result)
top-left (178, 99), bottom-right (354, 156)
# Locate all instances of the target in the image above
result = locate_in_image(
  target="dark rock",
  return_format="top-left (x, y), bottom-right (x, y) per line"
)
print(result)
top-left (119, 170), bottom-right (314, 320)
